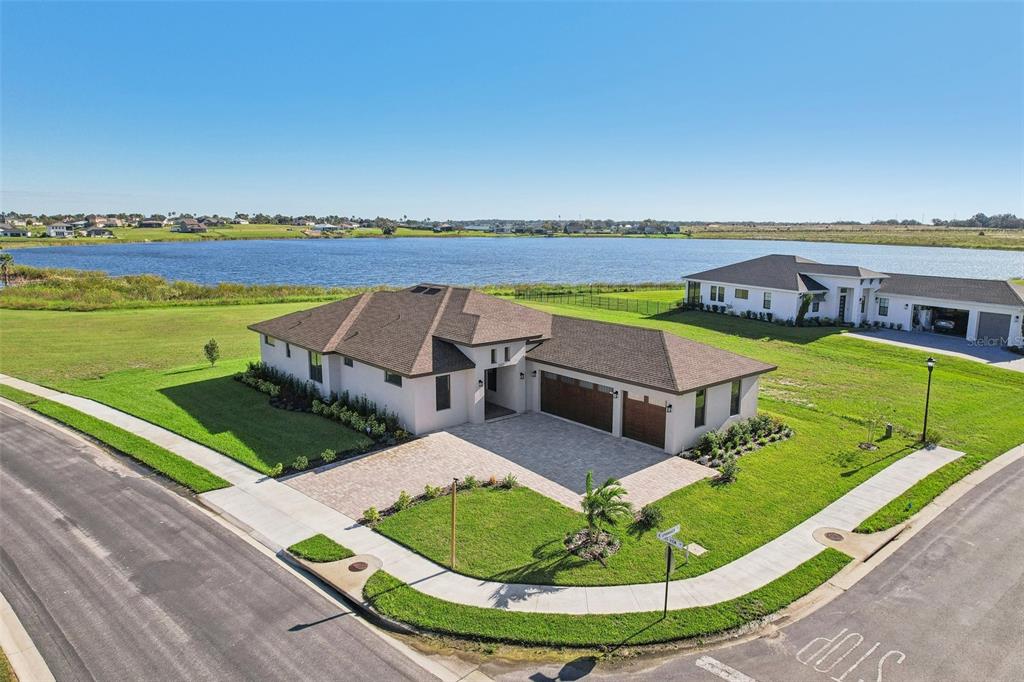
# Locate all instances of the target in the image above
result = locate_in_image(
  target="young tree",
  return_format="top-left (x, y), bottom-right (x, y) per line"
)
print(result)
top-left (0, 252), bottom-right (12, 287)
top-left (581, 470), bottom-right (632, 532)
top-left (203, 339), bottom-right (220, 366)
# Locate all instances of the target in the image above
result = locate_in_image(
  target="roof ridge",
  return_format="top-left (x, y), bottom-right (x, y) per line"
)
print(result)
top-left (411, 286), bottom-right (456, 373)
top-left (657, 330), bottom-right (682, 392)
top-left (325, 292), bottom-right (372, 351)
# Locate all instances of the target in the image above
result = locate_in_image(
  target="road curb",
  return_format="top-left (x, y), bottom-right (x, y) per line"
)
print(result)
top-left (0, 586), bottom-right (56, 682)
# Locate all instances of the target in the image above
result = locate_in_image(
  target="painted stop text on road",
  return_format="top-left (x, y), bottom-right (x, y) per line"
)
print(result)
top-left (797, 627), bottom-right (906, 681)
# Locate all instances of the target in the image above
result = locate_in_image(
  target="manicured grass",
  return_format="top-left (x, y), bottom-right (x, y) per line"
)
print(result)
top-left (0, 304), bottom-right (371, 474)
top-left (364, 548), bottom-right (851, 647)
top-left (59, 361), bottom-right (371, 474)
top-left (0, 384), bottom-right (229, 493)
top-left (288, 534), bottom-right (354, 562)
top-left (376, 302), bottom-right (1024, 586)
top-left (600, 288), bottom-right (683, 303)
top-left (0, 645), bottom-right (14, 682)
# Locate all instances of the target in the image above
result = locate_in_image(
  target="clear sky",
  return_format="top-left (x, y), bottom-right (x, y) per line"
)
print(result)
top-left (2, 1), bottom-right (1022, 221)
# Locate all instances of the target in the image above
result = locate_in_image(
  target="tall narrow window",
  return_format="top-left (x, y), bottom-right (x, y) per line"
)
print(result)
top-left (308, 351), bottom-right (323, 383)
top-left (763, 292), bottom-right (772, 309)
top-left (878, 297), bottom-right (889, 317)
top-left (694, 389), bottom-right (706, 427)
top-left (490, 348), bottom-right (497, 363)
top-left (730, 380), bottom-right (741, 416)
top-left (812, 299), bottom-right (820, 313)
top-left (504, 346), bottom-right (510, 362)
top-left (718, 287), bottom-right (726, 302)
top-left (285, 342), bottom-right (291, 358)
top-left (435, 375), bottom-right (451, 411)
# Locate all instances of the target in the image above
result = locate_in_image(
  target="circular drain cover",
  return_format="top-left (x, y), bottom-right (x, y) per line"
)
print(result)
top-left (349, 561), bottom-right (369, 572)
top-left (825, 531), bottom-right (845, 542)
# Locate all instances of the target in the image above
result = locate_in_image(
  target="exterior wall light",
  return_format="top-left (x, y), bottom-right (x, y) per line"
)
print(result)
top-left (477, 379), bottom-right (484, 388)
top-left (519, 372), bottom-right (525, 380)
top-left (531, 370), bottom-right (537, 377)
top-left (613, 390), bottom-right (619, 398)
top-left (666, 403), bottom-right (673, 413)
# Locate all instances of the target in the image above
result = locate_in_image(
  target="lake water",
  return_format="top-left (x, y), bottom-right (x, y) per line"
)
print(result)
top-left (10, 238), bottom-right (1024, 287)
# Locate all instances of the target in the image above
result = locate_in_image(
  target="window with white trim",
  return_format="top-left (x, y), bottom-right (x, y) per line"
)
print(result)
top-left (878, 297), bottom-right (889, 317)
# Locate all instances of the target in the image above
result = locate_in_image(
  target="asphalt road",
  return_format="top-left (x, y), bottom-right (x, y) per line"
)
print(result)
top-left (498, 454), bottom-right (1024, 681)
top-left (0, 405), bottom-right (436, 682)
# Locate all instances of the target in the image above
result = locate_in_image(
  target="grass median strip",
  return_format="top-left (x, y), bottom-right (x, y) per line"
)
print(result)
top-left (363, 548), bottom-right (851, 647)
top-left (288, 534), bottom-right (354, 562)
top-left (0, 384), bottom-right (229, 493)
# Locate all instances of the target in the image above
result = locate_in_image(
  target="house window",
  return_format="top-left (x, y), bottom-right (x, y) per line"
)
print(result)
top-left (285, 343), bottom-right (291, 358)
top-left (263, 334), bottom-right (275, 346)
top-left (490, 348), bottom-right (497, 364)
top-left (504, 346), bottom-right (510, 362)
top-left (878, 297), bottom-right (889, 317)
top-left (343, 356), bottom-right (353, 367)
top-left (812, 299), bottom-right (820, 313)
top-left (686, 281), bottom-right (701, 304)
top-left (763, 292), bottom-right (772, 309)
top-left (486, 368), bottom-right (498, 392)
top-left (435, 375), bottom-right (451, 411)
top-left (694, 389), bottom-right (706, 427)
top-left (709, 285), bottom-right (725, 302)
top-left (735, 289), bottom-right (749, 300)
top-left (385, 371), bottom-right (403, 387)
top-left (308, 351), bottom-right (323, 383)
top-left (730, 380), bottom-right (741, 416)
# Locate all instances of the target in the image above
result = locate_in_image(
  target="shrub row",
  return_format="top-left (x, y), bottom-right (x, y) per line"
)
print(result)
top-left (311, 392), bottom-right (406, 443)
top-left (235, 361), bottom-right (321, 410)
top-left (362, 473), bottom-right (519, 525)
top-left (686, 414), bottom-right (794, 467)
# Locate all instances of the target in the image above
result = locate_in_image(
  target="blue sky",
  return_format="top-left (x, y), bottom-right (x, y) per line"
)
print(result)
top-left (2, 1), bottom-right (1021, 221)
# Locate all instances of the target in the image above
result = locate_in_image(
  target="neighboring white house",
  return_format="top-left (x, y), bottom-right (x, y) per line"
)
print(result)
top-left (249, 285), bottom-right (775, 453)
top-left (683, 255), bottom-right (1024, 347)
top-left (47, 223), bottom-right (76, 238)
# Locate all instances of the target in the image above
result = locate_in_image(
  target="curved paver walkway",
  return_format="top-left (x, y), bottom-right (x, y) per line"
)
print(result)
top-left (0, 374), bottom-right (964, 615)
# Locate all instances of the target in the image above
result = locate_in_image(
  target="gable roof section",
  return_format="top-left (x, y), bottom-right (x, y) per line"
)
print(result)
top-left (526, 316), bottom-right (776, 394)
top-left (682, 254), bottom-right (886, 292)
top-left (878, 274), bottom-right (1024, 307)
top-left (248, 285), bottom-right (551, 377)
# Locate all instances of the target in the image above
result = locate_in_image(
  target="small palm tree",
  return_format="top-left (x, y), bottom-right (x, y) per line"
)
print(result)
top-left (581, 470), bottom-right (633, 533)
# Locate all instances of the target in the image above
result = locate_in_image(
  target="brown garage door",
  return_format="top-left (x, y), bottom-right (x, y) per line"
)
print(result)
top-left (622, 392), bottom-right (666, 449)
top-left (540, 371), bottom-right (613, 432)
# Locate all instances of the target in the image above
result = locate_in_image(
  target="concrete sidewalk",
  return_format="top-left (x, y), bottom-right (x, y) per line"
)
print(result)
top-left (0, 373), bottom-right (967, 615)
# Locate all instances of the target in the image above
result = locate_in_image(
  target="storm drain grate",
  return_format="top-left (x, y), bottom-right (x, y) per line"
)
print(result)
top-left (825, 531), bottom-right (845, 542)
top-left (349, 561), bottom-right (369, 572)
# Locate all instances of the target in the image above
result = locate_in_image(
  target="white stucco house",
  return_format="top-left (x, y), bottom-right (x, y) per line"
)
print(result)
top-left (683, 255), bottom-right (1024, 347)
top-left (249, 285), bottom-right (776, 454)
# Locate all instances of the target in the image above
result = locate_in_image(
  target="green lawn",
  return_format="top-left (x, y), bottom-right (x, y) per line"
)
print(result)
top-left (0, 384), bottom-right (229, 493)
top-left (288, 534), bottom-right (354, 562)
top-left (375, 302), bottom-right (1024, 586)
top-left (0, 304), bottom-right (371, 474)
top-left (365, 549), bottom-right (851, 647)
top-left (600, 288), bottom-right (683, 303)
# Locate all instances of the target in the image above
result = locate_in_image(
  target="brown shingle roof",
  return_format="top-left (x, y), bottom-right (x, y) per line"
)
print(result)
top-left (249, 285), bottom-right (550, 377)
top-left (250, 285), bottom-right (776, 389)
top-left (526, 316), bottom-right (776, 394)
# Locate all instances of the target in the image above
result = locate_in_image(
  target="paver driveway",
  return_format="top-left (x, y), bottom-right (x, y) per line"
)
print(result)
top-left (285, 412), bottom-right (714, 518)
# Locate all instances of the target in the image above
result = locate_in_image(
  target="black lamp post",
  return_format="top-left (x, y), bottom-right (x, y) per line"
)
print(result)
top-left (921, 357), bottom-right (936, 443)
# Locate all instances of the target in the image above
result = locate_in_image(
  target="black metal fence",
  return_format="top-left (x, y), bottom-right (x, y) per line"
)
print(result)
top-left (513, 289), bottom-right (683, 316)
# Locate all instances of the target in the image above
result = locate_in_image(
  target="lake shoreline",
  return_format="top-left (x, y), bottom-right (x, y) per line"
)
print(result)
top-left (2, 227), bottom-right (1023, 252)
